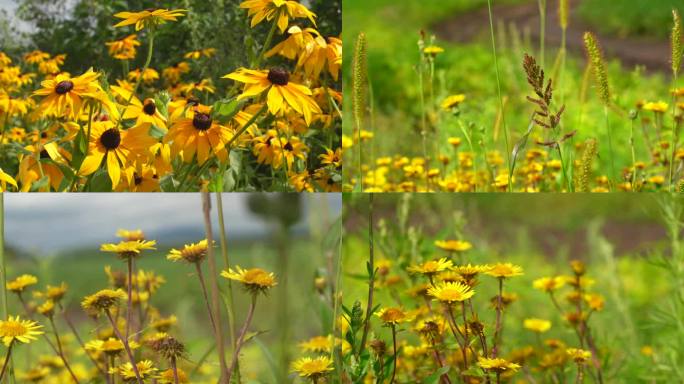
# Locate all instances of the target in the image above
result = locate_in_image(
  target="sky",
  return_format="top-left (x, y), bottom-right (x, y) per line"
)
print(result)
top-left (4, 193), bottom-right (342, 255)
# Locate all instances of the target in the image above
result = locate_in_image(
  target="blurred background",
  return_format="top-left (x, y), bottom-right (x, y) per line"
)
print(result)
top-left (3, 193), bottom-right (341, 382)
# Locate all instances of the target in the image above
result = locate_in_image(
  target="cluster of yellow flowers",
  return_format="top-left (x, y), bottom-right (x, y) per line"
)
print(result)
top-left (0, 229), bottom-right (279, 383)
top-left (0, 0), bottom-right (341, 192)
top-left (334, 234), bottom-right (613, 383)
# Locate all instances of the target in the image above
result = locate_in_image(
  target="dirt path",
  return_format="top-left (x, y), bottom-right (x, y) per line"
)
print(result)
top-left (433, 0), bottom-right (671, 73)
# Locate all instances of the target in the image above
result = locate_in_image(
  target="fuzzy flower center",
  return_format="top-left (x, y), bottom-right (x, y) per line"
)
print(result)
top-left (100, 128), bottom-right (121, 150)
top-left (2, 321), bottom-right (27, 337)
top-left (192, 112), bottom-right (212, 131)
top-left (143, 100), bottom-right (156, 115)
top-left (55, 80), bottom-right (74, 95)
top-left (267, 67), bottom-right (290, 86)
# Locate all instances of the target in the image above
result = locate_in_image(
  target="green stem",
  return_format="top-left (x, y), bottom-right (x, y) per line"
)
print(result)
top-left (390, 324), bottom-right (398, 384)
top-left (0, 194), bottom-right (6, 321)
top-left (630, 118), bottom-right (637, 191)
top-left (227, 295), bottom-right (257, 383)
top-left (254, 8), bottom-right (282, 68)
top-left (0, 342), bottom-right (12, 382)
top-left (670, 73), bottom-right (679, 191)
top-left (105, 309), bottom-right (143, 384)
top-left (487, 0), bottom-right (512, 192)
top-left (357, 194), bottom-right (375, 356)
top-left (604, 105), bottom-right (616, 189)
top-left (114, 30), bottom-right (155, 132)
top-left (538, 0), bottom-right (547, 65)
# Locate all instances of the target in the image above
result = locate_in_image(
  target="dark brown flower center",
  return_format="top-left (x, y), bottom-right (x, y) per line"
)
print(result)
top-left (55, 80), bottom-right (74, 95)
top-left (267, 67), bottom-right (289, 86)
top-left (40, 149), bottom-right (50, 159)
top-left (143, 100), bottom-right (156, 115)
top-left (192, 113), bottom-right (212, 131)
top-left (284, 142), bottom-right (294, 151)
top-left (100, 128), bottom-right (121, 150)
top-left (134, 174), bottom-right (143, 185)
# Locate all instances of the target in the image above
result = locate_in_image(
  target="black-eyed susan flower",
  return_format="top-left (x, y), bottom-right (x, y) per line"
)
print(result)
top-left (122, 97), bottom-right (167, 131)
top-left (291, 356), bottom-right (333, 381)
top-left (128, 68), bottom-right (160, 84)
top-left (81, 289), bottom-right (126, 312)
top-left (113, 9), bottom-right (187, 31)
top-left (0, 316), bottom-right (43, 346)
top-left (106, 34), bottom-right (141, 60)
top-left (78, 120), bottom-right (153, 188)
top-left (167, 239), bottom-right (209, 264)
top-left (223, 67), bottom-right (322, 125)
top-left (101, 240), bottom-right (157, 259)
top-left (428, 281), bottom-right (475, 303)
top-left (523, 318), bottom-right (552, 333)
top-left (165, 105), bottom-right (232, 165)
top-left (6, 274), bottom-right (38, 293)
top-left (32, 68), bottom-right (107, 118)
top-left (221, 266), bottom-right (277, 295)
top-left (240, 0), bottom-right (316, 33)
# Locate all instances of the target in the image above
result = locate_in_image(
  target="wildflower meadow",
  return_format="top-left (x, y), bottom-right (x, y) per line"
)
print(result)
top-left (344, 0), bottom-right (684, 192)
top-left (0, 0), bottom-right (342, 192)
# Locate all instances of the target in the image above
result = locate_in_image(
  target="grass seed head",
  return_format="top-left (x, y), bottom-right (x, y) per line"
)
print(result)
top-left (673, 10), bottom-right (683, 76)
top-left (583, 32), bottom-right (610, 105)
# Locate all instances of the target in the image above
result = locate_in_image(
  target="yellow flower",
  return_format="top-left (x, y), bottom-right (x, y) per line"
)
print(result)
top-left (113, 9), bottom-right (187, 31)
top-left (106, 34), bottom-right (140, 60)
top-left (641, 345), bottom-right (654, 356)
top-left (101, 240), bottom-right (157, 259)
top-left (6, 274), bottom-right (38, 293)
top-left (485, 263), bottom-right (524, 278)
top-left (408, 258), bottom-right (453, 276)
top-left (110, 360), bottom-right (158, 381)
top-left (221, 266), bottom-right (277, 294)
top-left (643, 101), bottom-right (669, 113)
top-left (157, 367), bottom-right (189, 383)
top-left (442, 94), bottom-right (466, 110)
top-left (0, 168), bottom-right (17, 192)
top-left (128, 68), bottom-right (160, 83)
top-left (376, 307), bottom-right (410, 325)
top-left (32, 68), bottom-right (110, 119)
top-left (566, 348), bottom-right (592, 363)
top-left (477, 357), bottom-right (521, 373)
top-left (428, 281), bottom-right (475, 303)
top-left (37, 301), bottom-right (55, 317)
top-left (167, 239), bottom-right (209, 264)
top-left (523, 318), bottom-right (552, 333)
top-left (291, 356), bottom-right (333, 379)
top-left (81, 289), bottom-right (126, 312)
top-left (533, 276), bottom-right (565, 292)
top-left (0, 316), bottom-right (43, 346)
top-left (223, 67), bottom-right (322, 125)
top-left (434, 239), bottom-right (472, 252)
top-left (240, 0), bottom-right (317, 33)
top-left (452, 264), bottom-right (490, 280)
top-left (165, 105), bottom-right (232, 165)
top-left (86, 337), bottom-right (140, 356)
top-left (116, 229), bottom-right (145, 241)
top-left (423, 45), bottom-right (444, 55)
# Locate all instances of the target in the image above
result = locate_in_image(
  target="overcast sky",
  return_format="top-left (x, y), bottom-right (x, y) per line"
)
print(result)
top-left (4, 193), bottom-right (341, 255)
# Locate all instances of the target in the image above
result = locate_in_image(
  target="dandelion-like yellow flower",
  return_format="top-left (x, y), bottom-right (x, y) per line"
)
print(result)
top-left (167, 240), bottom-right (209, 264)
top-left (376, 307), bottom-right (410, 325)
top-left (101, 240), bottom-right (157, 259)
top-left (41, 283), bottom-right (68, 302)
top-left (37, 301), bottom-right (55, 317)
top-left (442, 94), bottom-right (466, 110)
top-left (116, 229), bottom-right (146, 241)
top-left (157, 367), bottom-right (189, 383)
top-left (428, 281), bottom-right (475, 303)
top-left (86, 337), bottom-right (140, 356)
top-left (291, 356), bottom-right (334, 379)
top-left (434, 239), bottom-right (472, 252)
top-left (452, 264), bottom-right (490, 280)
top-left (0, 316), bottom-right (44, 346)
top-left (6, 274), bottom-right (38, 293)
top-left (643, 101), bottom-right (669, 113)
top-left (221, 266), bottom-right (277, 294)
top-left (423, 45), bottom-right (444, 55)
top-left (485, 263), bottom-right (524, 278)
top-left (523, 318), bottom-right (552, 333)
top-left (477, 357), bottom-right (521, 373)
top-left (533, 276), bottom-right (565, 292)
top-left (408, 258), bottom-right (453, 276)
top-left (113, 9), bottom-right (187, 31)
top-left (566, 348), bottom-right (592, 363)
top-left (81, 289), bottom-right (126, 312)
top-left (109, 360), bottom-right (157, 381)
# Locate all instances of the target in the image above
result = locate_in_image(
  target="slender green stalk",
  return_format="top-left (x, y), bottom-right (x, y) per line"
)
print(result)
top-left (630, 117), bottom-right (638, 191)
top-left (200, 192), bottom-right (229, 383)
top-left (492, 278), bottom-right (504, 357)
top-left (389, 324), bottom-right (398, 384)
top-left (125, 258), bottom-right (133, 341)
top-left (254, 8), bottom-right (282, 68)
top-left (604, 105), bottom-right (616, 187)
top-left (48, 317), bottom-right (80, 384)
top-left (104, 309), bottom-right (143, 384)
top-left (669, 73), bottom-right (679, 191)
top-left (357, 194), bottom-right (375, 356)
top-left (114, 30), bottom-right (155, 132)
top-left (171, 356), bottom-right (180, 384)
top-left (227, 294), bottom-right (257, 382)
top-left (487, 0), bottom-right (512, 191)
top-left (538, 0), bottom-right (547, 65)
top-left (0, 193), bottom-right (6, 321)
top-left (0, 342), bottom-right (12, 382)
top-left (215, 193), bottom-right (239, 382)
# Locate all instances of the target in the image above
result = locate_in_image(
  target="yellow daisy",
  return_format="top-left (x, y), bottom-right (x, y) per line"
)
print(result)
top-left (32, 68), bottom-right (109, 118)
top-left (0, 316), bottom-right (44, 346)
top-left (523, 318), bottom-right (552, 333)
top-left (221, 266), bottom-right (277, 294)
top-left (165, 105), bottom-right (232, 165)
top-left (6, 274), bottom-right (38, 293)
top-left (167, 239), bottom-right (209, 264)
top-left (427, 281), bottom-right (475, 303)
top-left (240, 0), bottom-right (317, 33)
top-left (113, 9), bottom-right (187, 31)
top-left (100, 240), bottom-right (157, 259)
top-left (485, 263), bottom-right (524, 278)
top-left (291, 356), bottom-right (333, 380)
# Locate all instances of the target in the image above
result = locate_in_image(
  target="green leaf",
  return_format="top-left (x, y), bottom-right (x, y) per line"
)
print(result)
top-left (89, 170), bottom-right (113, 192)
top-left (212, 98), bottom-right (243, 122)
top-left (29, 176), bottom-right (50, 192)
top-left (421, 366), bottom-right (451, 384)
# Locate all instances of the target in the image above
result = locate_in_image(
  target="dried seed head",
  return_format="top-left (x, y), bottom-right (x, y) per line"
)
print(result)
top-left (352, 32), bottom-right (368, 131)
top-left (673, 10), bottom-right (683, 76)
top-left (583, 32), bottom-right (610, 105)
